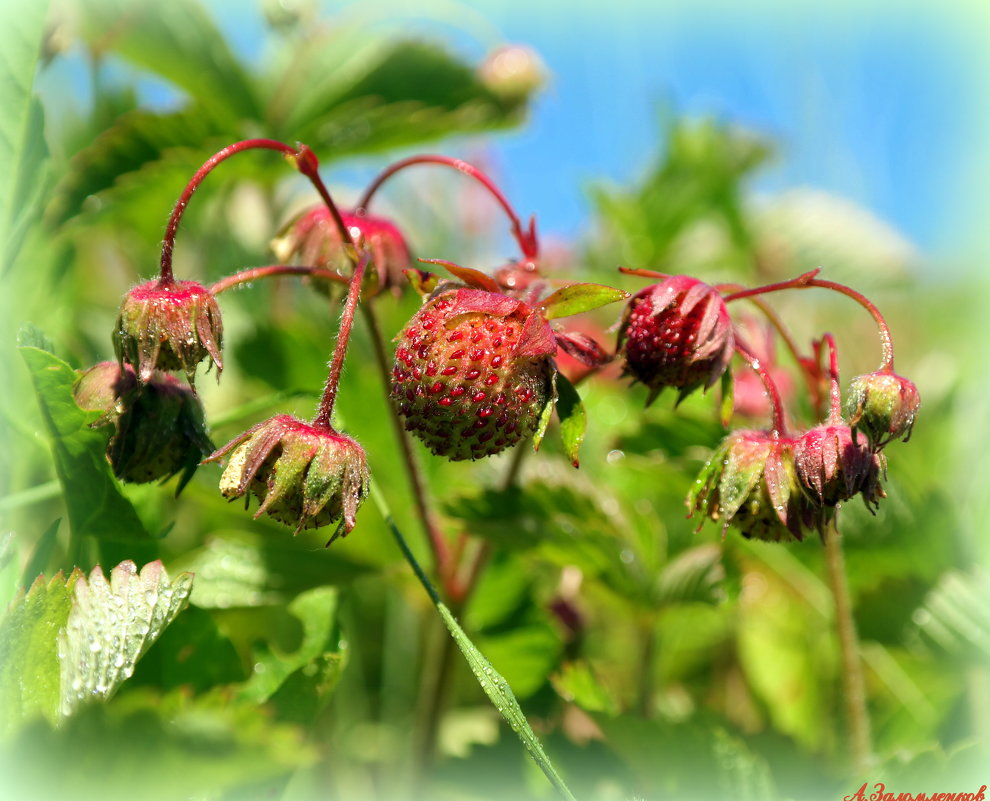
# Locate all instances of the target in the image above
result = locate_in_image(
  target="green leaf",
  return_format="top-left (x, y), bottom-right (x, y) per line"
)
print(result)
top-left (554, 371), bottom-right (586, 467)
top-left (59, 561), bottom-right (193, 718)
top-left (538, 283), bottom-right (629, 320)
top-left (551, 661), bottom-right (619, 716)
top-left (0, 570), bottom-right (81, 738)
top-left (18, 340), bottom-right (150, 541)
top-left (46, 107), bottom-right (225, 226)
top-left (76, 0), bottom-right (258, 124)
top-left (3, 687), bottom-right (316, 801)
top-left (287, 39), bottom-right (525, 157)
top-left (476, 608), bottom-right (562, 700)
top-left (654, 544), bottom-right (725, 606)
top-left (237, 586), bottom-right (344, 710)
top-left (20, 518), bottom-right (61, 593)
top-left (0, 533), bottom-right (17, 610)
top-left (907, 568), bottom-right (990, 660)
top-left (0, 0), bottom-right (50, 274)
top-left (170, 530), bottom-right (371, 609)
top-left (720, 369), bottom-right (734, 427)
top-left (373, 490), bottom-right (577, 801)
top-left (532, 369), bottom-right (557, 452)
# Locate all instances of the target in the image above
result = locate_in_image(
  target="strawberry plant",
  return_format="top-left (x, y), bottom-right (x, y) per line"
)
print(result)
top-left (1, 3), bottom-right (984, 801)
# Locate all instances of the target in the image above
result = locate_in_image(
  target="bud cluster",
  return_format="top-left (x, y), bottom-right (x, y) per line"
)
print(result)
top-left (76, 135), bottom-right (919, 553)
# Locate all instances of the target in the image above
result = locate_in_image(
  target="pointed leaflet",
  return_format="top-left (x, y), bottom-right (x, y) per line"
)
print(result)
top-left (538, 283), bottom-right (629, 320)
top-left (532, 369), bottom-right (558, 452)
top-left (18, 335), bottom-right (149, 541)
top-left (0, 570), bottom-right (80, 737)
top-left (59, 561), bottom-right (193, 718)
top-left (719, 369), bottom-right (735, 428)
top-left (373, 491), bottom-right (578, 801)
top-left (555, 371), bottom-right (586, 468)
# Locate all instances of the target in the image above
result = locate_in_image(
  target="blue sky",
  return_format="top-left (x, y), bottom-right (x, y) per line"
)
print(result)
top-left (63, 0), bottom-right (990, 259)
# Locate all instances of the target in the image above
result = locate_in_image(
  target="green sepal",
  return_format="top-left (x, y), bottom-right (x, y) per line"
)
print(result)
top-left (538, 283), bottom-right (629, 320)
top-left (555, 371), bottom-right (586, 468)
top-left (403, 268), bottom-right (440, 298)
top-left (719, 369), bottom-right (735, 428)
top-left (532, 369), bottom-right (558, 452)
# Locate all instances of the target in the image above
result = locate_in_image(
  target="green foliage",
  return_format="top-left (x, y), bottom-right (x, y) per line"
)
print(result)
top-left (18, 335), bottom-right (149, 542)
top-left (0, 2), bottom-right (979, 797)
top-left (0, 0), bottom-right (50, 275)
top-left (0, 570), bottom-right (79, 737)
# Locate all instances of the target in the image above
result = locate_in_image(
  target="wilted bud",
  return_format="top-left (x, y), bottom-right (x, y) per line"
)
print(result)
top-left (113, 279), bottom-right (223, 387)
top-left (844, 370), bottom-right (920, 448)
top-left (478, 45), bottom-right (546, 103)
top-left (75, 361), bottom-right (213, 490)
top-left (206, 415), bottom-right (370, 539)
top-left (688, 430), bottom-right (816, 543)
top-left (618, 276), bottom-right (734, 405)
top-left (794, 423), bottom-right (886, 528)
top-left (271, 206), bottom-right (412, 296)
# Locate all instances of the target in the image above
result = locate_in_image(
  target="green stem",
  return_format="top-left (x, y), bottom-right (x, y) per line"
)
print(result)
top-left (372, 487), bottom-right (579, 801)
top-left (823, 520), bottom-right (873, 775)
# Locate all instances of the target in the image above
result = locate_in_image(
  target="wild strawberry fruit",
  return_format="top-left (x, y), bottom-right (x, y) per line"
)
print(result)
top-left (113, 279), bottom-right (223, 387)
top-left (391, 261), bottom-right (626, 462)
top-left (206, 415), bottom-right (370, 538)
top-left (392, 288), bottom-right (555, 461)
top-left (617, 275), bottom-right (734, 405)
top-left (75, 361), bottom-right (213, 489)
top-left (844, 370), bottom-right (920, 448)
top-left (688, 430), bottom-right (816, 543)
top-left (271, 206), bottom-right (412, 295)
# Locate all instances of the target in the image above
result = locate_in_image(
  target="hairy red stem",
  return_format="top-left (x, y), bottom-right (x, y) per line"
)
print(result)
top-left (313, 255), bottom-right (368, 428)
top-left (734, 337), bottom-right (788, 436)
top-left (356, 154), bottom-right (538, 260)
top-left (821, 333), bottom-right (843, 423)
top-left (208, 264), bottom-right (347, 296)
top-left (159, 138), bottom-right (299, 285)
top-left (722, 271), bottom-right (895, 371)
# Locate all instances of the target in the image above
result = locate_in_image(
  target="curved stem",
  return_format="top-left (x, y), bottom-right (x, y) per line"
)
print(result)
top-left (356, 154), bottom-right (538, 260)
top-left (821, 333), bottom-right (842, 423)
top-left (159, 138), bottom-right (299, 285)
top-left (823, 519), bottom-right (873, 775)
top-left (360, 302), bottom-right (452, 578)
top-left (722, 271), bottom-right (895, 371)
top-left (208, 264), bottom-right (348, 295)
top-left (313, 254), bottom-right (368, 428)
top-left (734, 336), bottom-right (788, 436)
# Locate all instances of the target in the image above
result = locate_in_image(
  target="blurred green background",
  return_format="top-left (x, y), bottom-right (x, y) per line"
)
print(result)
top-left (1, 1), bottom-right (987, 800)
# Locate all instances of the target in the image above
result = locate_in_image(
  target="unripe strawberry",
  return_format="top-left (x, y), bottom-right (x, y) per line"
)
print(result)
top-left (688, 430), bottom-right (816, 543)
top-left (271, 206), bottom-right (411, 295)
top-left (844, 370), bottom-right (920, 448)
top-left (794, 423), bottom-right (880, 508)
top-left (113, 279), bottom-right (223, 387)
top-left (617, 276), bottom-right (733, 405)
top-left (75, 361), bottom-right (213, 489)
top-left (391, 287), bottom-right (555, 461)
top-left (206, 415), bottom-right (369, 538)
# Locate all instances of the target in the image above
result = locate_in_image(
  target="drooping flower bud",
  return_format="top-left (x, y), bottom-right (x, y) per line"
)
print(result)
top-left (206, 415), bottom-right (370, 539)
top-left (688, 430), bottom-right (816, 543)
top-left (271, 206), bottom-right (412, 295)
top-left (617, 276), bottom-right (734, 406)
top-left (75, 361), bottom-right (213, 490)
top-left (843, 370), bottom-right (920, 448)
top-left (794, 423), bottom-right (886, 529)
top-left (113, 279), bottom-right (223, 387)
